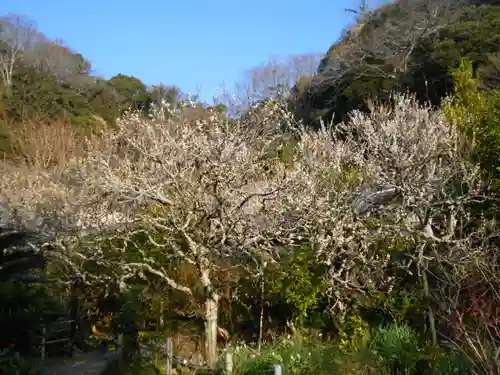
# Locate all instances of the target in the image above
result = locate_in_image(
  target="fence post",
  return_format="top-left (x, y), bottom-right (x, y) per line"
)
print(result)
top-left (225, 351), bottom-right (233, 375)
top-left (165, 337), bottom-right (173, 375)
top-left (117, 333), bottom-right (124, 354)
top-left (117, 333), bottom-right (124, 372)
top-left (40, 325), bottom-right (46, 361)
top-left (274, 364), bottom-right (282, 375)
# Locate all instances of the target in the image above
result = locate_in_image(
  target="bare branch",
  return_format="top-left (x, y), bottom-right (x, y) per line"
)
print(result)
top-left (123, 262), bottom-right (193, 295)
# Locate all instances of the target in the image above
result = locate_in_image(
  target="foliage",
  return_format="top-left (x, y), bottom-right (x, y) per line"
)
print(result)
top-left (0, 348), bottom-right (32, 375)
top-left (0, 281), bottom-right (60, 349)
top-left (108, 74), bottom-right (151, 115)
top-left (0, 16), bottom-right (188, 160)
top-left (0, 230), bottom-right (66, 361)
top-left (227, 330), bottom-right (472, 375)
top-left (229, 334), bottom-right (337, 375)
top-left (265, 244), bottom-right (327, 326)
top-left (338, 314), bottom-right (371, 354)
top-left (443, 58), bottom-right (500, 173)
top-left (2, 90), bottom-right (493, 370)
top-left (370, 325), bottom-right (422, 374)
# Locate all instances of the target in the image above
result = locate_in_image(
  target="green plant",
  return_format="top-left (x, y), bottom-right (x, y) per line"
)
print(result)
top-left (266, 245), bottom-right (327, 327)
top-left (230, 333), bottom-right (339, 375)
top-left (338, 314), bottom-right (372, 353)
top-left (443, 58), bottom-right (500, 173)
top-left (0, 228), bottom-right (62, 356)
top-left (370, 324), bottom-right (422, 375)
top-left (228, 332), bottom-right (475, 375)
top-left (0, 348), bottom-right (32, 375)
top-left (420, 343), bottom-right (472, 375)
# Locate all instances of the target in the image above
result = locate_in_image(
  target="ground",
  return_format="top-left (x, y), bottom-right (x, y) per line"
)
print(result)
top-left (40, 351), bottom-right (120, 375)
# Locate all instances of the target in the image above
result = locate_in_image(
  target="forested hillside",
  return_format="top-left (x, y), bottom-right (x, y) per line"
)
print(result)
top-left (0, 14), bottom-right (186, 124)
top-left (1, 1), bottom-right (500, 374)
top-left (291, 0), bottom-right (500, 126)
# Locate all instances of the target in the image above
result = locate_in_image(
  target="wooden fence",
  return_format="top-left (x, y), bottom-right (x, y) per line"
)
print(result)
top-left (39, 318), bottom-right (74, 360)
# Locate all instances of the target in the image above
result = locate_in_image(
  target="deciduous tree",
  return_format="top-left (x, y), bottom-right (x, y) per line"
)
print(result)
top-left (0, 14), bottom-right (40, 93)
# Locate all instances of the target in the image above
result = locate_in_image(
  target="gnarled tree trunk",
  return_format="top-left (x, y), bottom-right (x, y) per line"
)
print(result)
top-left (204, 292), bottom-right (219, 368)
top-left (200, 267), bottom-right (219, 368)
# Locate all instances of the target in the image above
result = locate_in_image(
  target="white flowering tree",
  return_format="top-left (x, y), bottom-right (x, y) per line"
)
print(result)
top-left (46, 101), bottom-right (325, 367)
top-left (1, 93), bottom-right (492, 366)
top-left (309, 94), bottom-right (488, 343)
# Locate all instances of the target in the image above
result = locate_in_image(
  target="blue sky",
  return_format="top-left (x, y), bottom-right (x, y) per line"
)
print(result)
top-left (3, 0), bottom-right (383, 103)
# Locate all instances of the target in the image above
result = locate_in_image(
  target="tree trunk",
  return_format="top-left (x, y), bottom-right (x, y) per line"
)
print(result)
top-left (200, 266), bottom-right (219, 368)
top-left (204, 293), bottom-right (219, 368)
top-left (257, 273), bottom-right (265, 353)
top-left (422, 271), bottom-right (437, 345)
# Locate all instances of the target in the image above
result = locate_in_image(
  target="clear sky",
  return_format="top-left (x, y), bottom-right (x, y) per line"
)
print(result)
top-left (2, 0), bottom-right (383, 103)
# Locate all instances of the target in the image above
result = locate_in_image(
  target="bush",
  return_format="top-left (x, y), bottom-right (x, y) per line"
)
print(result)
top-left (0, 281), bottom-right (62, 356)
top-left (443, 59), bottom-right (500, 173)
top-left (265, 244), bottom-right (328, 328)
top-left (0, 348), bottom-right (38, 375)
top-left (1, 119), bottom-right (100, 168)
top-left (337, 314), bottom-right (372, 354)
top-left (369, 324), bottom-right (422, 374)
top-left (428, 347), bottom-right (472, 375)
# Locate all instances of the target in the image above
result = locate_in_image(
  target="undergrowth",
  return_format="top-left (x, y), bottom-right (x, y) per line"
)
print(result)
top-left (111, 324), bottom-right (473, 375)
top-left (225, 325), bottom-right (472, 375)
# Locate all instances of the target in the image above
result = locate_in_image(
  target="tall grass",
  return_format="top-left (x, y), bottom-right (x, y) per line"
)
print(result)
top-left (1, 118), bottom-right (101, 169)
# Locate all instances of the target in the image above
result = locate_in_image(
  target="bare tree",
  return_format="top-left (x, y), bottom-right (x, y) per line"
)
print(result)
top-left (0, 14), bottom-right (40, 91)
top-left (246, 54), bottom-right (322, 100)
top-left (439, 257), bottom-right (500, 375)
top-left (31, 38), bottom-right (92, 84)
top-left (218, 54), bottom-right (322, 117)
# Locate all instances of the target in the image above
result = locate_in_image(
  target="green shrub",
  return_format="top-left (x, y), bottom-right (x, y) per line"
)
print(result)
top-left (266, 244), bottom-right (327, 328)
top-left (443, 59), bottom-right (500, 173)
top-left (370, 324), bottom-right (421, 375)
top-left (226, 331), bottom-right (476, 375)
top-left (337, 314), bottom-right (372, 354)
top-left (429, 348), bottom-right (472, 375)
top-left (0, 281), bottom-right (61, 355)
top-left (0, 348), bottom-right (36, 375)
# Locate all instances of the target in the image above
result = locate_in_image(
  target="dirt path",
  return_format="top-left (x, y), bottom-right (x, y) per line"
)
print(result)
top-left (40, 350), bottom-right (120, 375)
